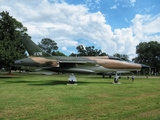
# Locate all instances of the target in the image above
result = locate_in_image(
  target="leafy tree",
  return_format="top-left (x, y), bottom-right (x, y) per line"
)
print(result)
top-left (133, 41), bottom-right (160, 72)
top-left (38, 38), bottom-right (58, 54)
top-left (70, 45), bottom-right (107, 56)
top-left (113, 53), bottom-right (130, 61)
top-left (69, 53), bottom-right (77, 57)
top-left (76, 45), bottom-right (86, 56)
top-left (0, 11), bottom-right (27, 73)
top-left (52, 51), bottom-right (66, 56)
top-left (100, 52), bottom-right (108, 56)
top-left (38, 38), bottom-right (66, 56)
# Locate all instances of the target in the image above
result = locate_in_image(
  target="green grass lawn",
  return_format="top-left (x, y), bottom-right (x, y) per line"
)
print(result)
top-left (0, 73), bottom-right (160, 120)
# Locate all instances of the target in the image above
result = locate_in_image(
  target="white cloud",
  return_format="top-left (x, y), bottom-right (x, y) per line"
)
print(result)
top-left (115, 0), bottom-right (136, 8)
top-left (62, 47), bottom-right (67, 51)
top-left (130, 0), bottom-right (136, 6)
top-left (113, 28), bottom-right (137, 55)
top-left (110, 13), bottom-right (160, 58)
top-left (110, 5), bottom-right (117, 9)
top-left (131, 14), bottom-right (160, 42)
top-left (84, 0), bottom-right (100, 10)
top-left (143, 15), bottom-right (160, 35)
top-left (95, 0), bottom-right (101, 4)
top-left (57, 39), bottom-right (78, 47)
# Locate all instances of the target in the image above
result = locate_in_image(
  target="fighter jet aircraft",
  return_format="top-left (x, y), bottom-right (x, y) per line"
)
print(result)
top-left (14, 35), bottom-right (148, 83)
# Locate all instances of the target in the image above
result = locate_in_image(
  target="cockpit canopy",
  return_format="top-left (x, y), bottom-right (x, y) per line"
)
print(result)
top-left (108, 56), bottom-right (124, 61)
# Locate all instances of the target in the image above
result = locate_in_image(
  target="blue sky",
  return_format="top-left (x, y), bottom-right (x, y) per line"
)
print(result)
top-left (0, 0), bottom-right (160, 59)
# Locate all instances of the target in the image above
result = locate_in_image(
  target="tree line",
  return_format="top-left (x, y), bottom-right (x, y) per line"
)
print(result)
top-left (0, 11), bottom-right (160, 73)
top-left (38, 39), bottom-right (130, 61)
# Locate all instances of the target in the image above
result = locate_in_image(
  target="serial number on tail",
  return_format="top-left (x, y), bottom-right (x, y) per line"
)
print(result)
top-left (34, 52), bottom-right (43, 56)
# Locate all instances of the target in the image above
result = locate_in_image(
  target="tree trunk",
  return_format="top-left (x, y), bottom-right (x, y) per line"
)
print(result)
top-left (0, 61), bottom-right (2, 69)
top-left (8, 66), bottom-right (12, 74)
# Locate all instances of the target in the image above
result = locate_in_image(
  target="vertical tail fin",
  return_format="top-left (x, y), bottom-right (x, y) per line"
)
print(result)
top-left (21, 35), bottom-right (52, 57)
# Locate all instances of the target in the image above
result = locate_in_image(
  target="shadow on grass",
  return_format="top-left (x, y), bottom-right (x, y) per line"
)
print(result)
top-left (4, 80), bottom-right (43, 84)
top-left (3, 79), bottom-right (113, 86)
top-left (0, 75), bottom-right (22, 78)
top-left (29, 80), bottom-right (113, 86)
top-left (30, 80), bottom-right (69, 86)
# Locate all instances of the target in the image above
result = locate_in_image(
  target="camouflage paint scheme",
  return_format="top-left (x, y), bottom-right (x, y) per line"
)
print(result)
top-left (14, 35), bottom-right (147, 74)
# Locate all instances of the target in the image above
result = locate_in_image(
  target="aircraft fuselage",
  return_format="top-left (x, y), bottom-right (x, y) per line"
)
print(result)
top-left (14, 56), bottom-right (142, 74)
